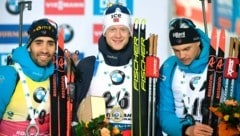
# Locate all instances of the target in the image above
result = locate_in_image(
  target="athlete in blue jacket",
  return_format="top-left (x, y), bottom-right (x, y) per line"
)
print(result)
top-left (158, 18), bottom-right (213, 136)
top-left (0, 18), bottom-right (58, 135)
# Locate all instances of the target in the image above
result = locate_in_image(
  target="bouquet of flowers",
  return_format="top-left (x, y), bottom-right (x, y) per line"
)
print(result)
top-left (209, 99), bottom-right (240, 136)
top-left (74, 115), bottom-right (122, 136)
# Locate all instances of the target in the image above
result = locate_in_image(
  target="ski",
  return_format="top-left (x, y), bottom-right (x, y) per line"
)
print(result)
top-left (139, 18), bottom-right (148, 136)
top-left (132, 18), bottom-right (148, 136)
top-left (202, 28), bottom-right (226, 135)
top-left (50, 28), bottom-right (67, 136)
top-left (202, 27), bottom-right (217, 125)
top-left (211, 28), bottom-right (225, 135)
top-left (50, 44), bottom-right (58, 135)
top-left (64, 49), bottom-right (76, 136)
top-left (223, 37), bottom-right (239, 100)
top-left (132, 18), bottom-right (140, 136)
top-left (50, 29), bottom-right (65, 136)
top-left (57, 28), bottom-right (68, 136)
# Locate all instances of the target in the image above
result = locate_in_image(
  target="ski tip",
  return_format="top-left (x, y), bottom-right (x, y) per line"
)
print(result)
top-left (140, 19), bottom-right (146, 25)
top-left (133, 18), bottom-right (139, 29)
top-left (210, 27), bottom-right (217, 49)
top-left (58, 28), bottom-right (64, 50)
top-left (133, 18), bottom-right (146, 30)
top-left (220, 28), bottom-right (225, 39)
top-left (219, 28), bottom-right (226, 51)
top-left (140, 19), bottom-right (146, 30)
top-left (211, 27), bottom-right (217, 36)
top-left (134, 18), bottom-right (139, 25)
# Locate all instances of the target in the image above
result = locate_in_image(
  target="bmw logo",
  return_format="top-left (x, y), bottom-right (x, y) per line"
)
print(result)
top-left (33, 87), bottom-right (47, 103)
top-left (59, 24), bottom-right (74, 43)
top-left (110, 70), bottom-right (125, 85)
top-left (5, 0), bottom-right (20, 15)
top-left (189, 76), bottom-right (201, 90)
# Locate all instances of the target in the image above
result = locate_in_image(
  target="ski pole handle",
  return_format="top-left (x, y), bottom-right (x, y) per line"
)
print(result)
top-left (146, 56), bottom-right (159, 78)
top-left (18, 0), bottom-right (32, 46)
top-left (224, 58), bottom-right (239, 79)
top-left (146, 34), bottom-right (159, 78)
top-left (224, 37), bottom-right (239, 79)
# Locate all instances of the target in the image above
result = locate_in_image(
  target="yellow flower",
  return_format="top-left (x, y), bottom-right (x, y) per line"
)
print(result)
top-left (225, 99), bottom-right (238, 106)
top-left (103, 117), bottom-right (109, 124)
top-left (234, 113), bottom-right (240, 118)
top-left (85, 122), bottom-right (89, 128)
top-left (75, 115), bottom-right (122, 136)
top-left (210, 98), bottom-right (240, 135)
top-left (100, 127), bottom-right (111, 136)
top-left (112, 127), bottom-right (120, 135)
top-left (223, 115), bottom-right (229, 121)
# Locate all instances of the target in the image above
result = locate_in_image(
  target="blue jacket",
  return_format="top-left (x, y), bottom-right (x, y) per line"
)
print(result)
top-left (0, 45), bottom-right (54, 119)
top-left (157, 29), bottom-right (210, 136)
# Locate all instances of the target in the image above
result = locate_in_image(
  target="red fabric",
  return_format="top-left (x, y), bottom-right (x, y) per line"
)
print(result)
top-left (122, 129), bottom-right (131, 136)
top-left (146, 56), bottom-right (160, 78)
top-left (0, 114), bottom-right (49, 136)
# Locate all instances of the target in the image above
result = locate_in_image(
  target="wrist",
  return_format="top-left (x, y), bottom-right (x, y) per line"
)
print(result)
top-left (182, 124), bottom-right (191, 136)
top-left (181, 114), bottom-right (195, 136)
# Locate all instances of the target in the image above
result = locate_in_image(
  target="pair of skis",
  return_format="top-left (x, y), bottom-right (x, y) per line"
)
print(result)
top-left (202, 28), bottom-right (240, 135)
top-left (202, 27), bottom-right (225, 135)
top-left (50, 28), bottom-right (74, 136)
top-left (132, 18), bottom-right (159, 136)
top-left (132, 18), bottom-right (147, 136)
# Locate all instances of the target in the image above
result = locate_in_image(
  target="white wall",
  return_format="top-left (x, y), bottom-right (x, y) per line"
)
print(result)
top-left (0, 0), bottom-right (171, 66)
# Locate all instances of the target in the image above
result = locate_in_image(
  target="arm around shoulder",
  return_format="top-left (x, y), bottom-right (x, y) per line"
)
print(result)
top-left (72, 56), bottom-right (96, 123)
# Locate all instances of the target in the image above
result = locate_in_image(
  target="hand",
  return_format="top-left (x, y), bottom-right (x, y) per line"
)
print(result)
top-left (237, 124), bottom-right (240, 132)
top-left (64, 49), bottom-right (71, 60)
top-left (185, 123), bottom-right (213, 136)
top-left (71, 50), bottom-right (80, 65)
top-left (64, 49), bottom-right (80, 66)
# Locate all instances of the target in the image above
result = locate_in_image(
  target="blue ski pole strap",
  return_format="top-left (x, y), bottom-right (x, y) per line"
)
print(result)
top-left (180, 114), bottom-right (195, 136)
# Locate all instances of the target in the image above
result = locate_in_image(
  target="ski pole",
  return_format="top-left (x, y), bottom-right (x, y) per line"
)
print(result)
top-left (199, 0), bottom-right (211, 36)
top-left (146, 34), bottom-right (159, 136)
top-left (224, 37), bottom-right (239, 100)
top-left (152, 34), bottom-right (159, 136)
top-left (147, 34), bottom-right (154, 136)
top-left (64, 49), bottom-right (76, 136)
top-left (18, 0), bottom-right (32, 46)
top-left (7, 0), bottom-right (31, 65)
